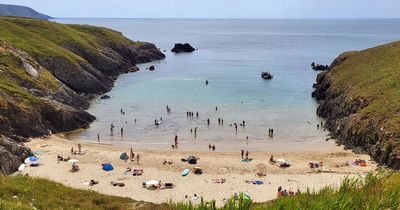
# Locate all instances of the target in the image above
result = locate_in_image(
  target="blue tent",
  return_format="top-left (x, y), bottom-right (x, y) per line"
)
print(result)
top-left (102, 163), bottom-right (114, 171)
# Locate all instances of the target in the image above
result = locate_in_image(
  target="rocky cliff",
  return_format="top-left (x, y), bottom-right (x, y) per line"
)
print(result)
top-left (313, 42), bottom-right (400, 169)
top-left (0, 17), bottom-right (165, 174)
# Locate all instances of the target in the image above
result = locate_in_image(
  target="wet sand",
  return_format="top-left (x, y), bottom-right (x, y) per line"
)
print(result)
top-left (22, 135), bottom-right (376, 206)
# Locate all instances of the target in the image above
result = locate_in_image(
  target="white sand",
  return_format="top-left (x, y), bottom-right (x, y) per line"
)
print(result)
top-left (22, 135), bottom-right (376, 206)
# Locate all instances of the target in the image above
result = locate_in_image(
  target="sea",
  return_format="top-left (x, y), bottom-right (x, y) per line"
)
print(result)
top-left (53, 18), bottom-right (400, 151)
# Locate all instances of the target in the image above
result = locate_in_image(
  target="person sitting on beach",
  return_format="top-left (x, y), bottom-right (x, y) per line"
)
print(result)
top-left (71, 163), bottom-right (79, 172)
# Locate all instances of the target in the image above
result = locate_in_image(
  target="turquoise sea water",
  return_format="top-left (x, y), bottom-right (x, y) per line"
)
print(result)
top-left (55, 19), bottom-right (400, 151)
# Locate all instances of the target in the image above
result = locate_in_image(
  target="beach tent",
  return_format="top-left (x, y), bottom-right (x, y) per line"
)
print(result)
top-left (120, 152), bottom-right (128, 160)
top-left (102, 163), bottom-right (114, 171)
top-left (276, 159), bottom-right (286, 163)
top-left (187, 156), bottom-right (197, 164)
top-left (24, 156), bottom-right (39, 164)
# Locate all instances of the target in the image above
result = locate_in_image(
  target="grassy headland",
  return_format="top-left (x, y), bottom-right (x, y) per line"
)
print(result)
top-left (313, 41), bottom-right (400, 169)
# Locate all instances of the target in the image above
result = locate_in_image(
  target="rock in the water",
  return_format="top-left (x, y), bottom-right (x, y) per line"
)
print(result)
top-left (100, 95), bottom-right (110, 99)
top-left (311, 62), bottom-right (330, 71)
top-left (149, 65), bottom-right (155, 71)
top-left (171, 43), bottom-right (195, 53)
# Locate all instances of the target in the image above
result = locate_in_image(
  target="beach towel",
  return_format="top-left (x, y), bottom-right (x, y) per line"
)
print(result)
top-left (102, 163), bottom-right (114, 171)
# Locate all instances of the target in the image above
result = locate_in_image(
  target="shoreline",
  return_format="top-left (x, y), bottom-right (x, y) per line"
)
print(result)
top-left (21, 135), bottom-right (377, 206)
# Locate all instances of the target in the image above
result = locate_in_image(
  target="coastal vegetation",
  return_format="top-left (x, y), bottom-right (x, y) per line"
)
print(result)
top-left (313, 41), bottom-right (400, 169)
top-left (1, 172), bottom-right (399, 209)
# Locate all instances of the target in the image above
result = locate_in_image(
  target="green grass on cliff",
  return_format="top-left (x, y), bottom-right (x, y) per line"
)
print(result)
top-left (0, 16), bottom-right (147, 120)
top-left (1, 172), bottom-right (399, 210)
top-left (0, 175), bottom-right (164, 210)
top-left (328, 41), bottom-right (400, 134)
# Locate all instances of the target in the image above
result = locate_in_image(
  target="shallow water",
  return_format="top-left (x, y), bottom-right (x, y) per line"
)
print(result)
top-left (55, 19), bottom-right (400, 151)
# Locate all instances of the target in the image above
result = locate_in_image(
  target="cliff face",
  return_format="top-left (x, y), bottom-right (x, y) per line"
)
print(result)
top-left (0, 17), bottom-right (165, 174)
top-left (313, 42), bottom-right (400, 169)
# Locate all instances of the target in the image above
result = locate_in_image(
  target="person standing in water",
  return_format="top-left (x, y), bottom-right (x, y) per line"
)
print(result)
top-left (207, 118), bottom-right (210, 126)
top-left (121, 127), bottom-right (124, 136)
top-left (242, 120), bottom-right (246, 127)
top-left (196, 112), bottom-right (199, 118)
top-left (205, 80), bottom-right (209, 85)
top-left (218, 118), bottom-right (221, 125)
top-left (215, 106), bottom-right (218, 111)
top-left (174, 134), bottom-right (178, 149)
top-left (97, 134), bottom-right (100, 142)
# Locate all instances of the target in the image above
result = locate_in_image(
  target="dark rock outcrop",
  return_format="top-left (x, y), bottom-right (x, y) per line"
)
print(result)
top-left (0, 135), bottom-right (31, 175)
top-left (171, 43), bottom-right (195, 53)
top-left (311, 62), bottom-right (330, 71)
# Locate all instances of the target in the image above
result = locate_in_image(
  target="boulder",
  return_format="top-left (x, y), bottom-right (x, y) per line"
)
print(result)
top-left (0, 135), bottom-right (31, 175)
top-left (149, 65), bottom-right (155, 71)
top-left (171, 43), bottom-right (195, 53)
top-left (100, 95), bottom-right (110, 99)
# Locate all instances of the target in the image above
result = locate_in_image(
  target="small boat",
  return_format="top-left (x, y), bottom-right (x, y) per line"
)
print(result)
top-left (261, 71), bottom-right (273, 80)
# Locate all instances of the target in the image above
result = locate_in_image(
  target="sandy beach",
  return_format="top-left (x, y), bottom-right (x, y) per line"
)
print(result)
top-left (21, 135), bottom-right (376, 206)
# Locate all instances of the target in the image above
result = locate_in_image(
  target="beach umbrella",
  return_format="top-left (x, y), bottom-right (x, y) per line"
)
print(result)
top-left (24, 156), bottom-right (39, 164)
top-left (68, 159), bottom-right (79, 163)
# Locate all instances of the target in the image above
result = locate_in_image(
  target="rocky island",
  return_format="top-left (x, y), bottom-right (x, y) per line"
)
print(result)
top-left (0, 16), bottom-right (165, 174)
top-left (171, 43), bottom-right (196, 53)
top-left (313, 41), bottom-right (400, 169)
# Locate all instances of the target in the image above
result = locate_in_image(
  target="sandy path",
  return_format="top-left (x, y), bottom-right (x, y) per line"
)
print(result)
top-left (21, 135), bottom-right (376, 206)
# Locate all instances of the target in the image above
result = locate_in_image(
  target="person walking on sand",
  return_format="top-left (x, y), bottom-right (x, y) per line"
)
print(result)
top-left (245, 150), bottom-right (249, 160)
top-left (78, 144), bottom-right (81, 154)
top-left (71, 147), bottom-right (74, 155)
top-left (241, 150), bottom-right (244, 159)
top-left (130, 147), bottom-right (134, 161)
top-left (136, 154), bottom-right (140, 165)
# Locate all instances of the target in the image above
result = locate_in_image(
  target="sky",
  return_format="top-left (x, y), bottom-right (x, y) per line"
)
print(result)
top-left (2, 0), bottom-right (400, 18)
